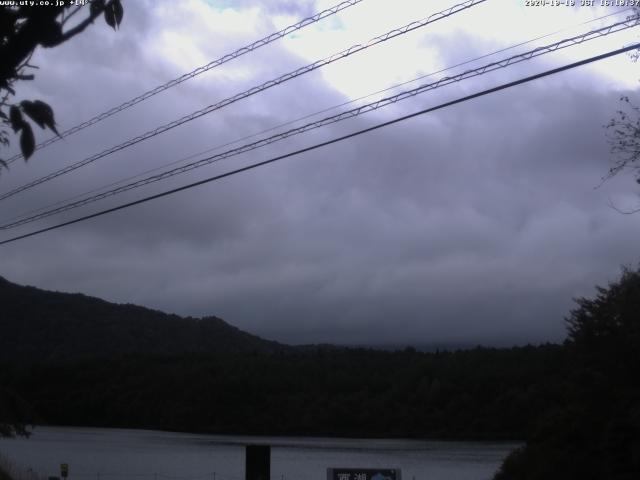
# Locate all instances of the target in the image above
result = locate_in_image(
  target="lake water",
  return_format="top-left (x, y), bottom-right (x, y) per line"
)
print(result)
top-left (0, 427), bottom-right (518, 480)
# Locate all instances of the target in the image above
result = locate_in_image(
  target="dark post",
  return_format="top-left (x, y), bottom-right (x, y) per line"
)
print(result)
top-left (246, 445), bottom-right (270, 480)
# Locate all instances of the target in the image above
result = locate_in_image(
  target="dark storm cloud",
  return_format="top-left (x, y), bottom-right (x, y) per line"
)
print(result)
top-left (1, 0), bottom-right (640, 346)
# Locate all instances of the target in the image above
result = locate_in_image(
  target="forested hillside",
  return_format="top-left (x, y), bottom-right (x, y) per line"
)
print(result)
top-left (0, 276), bottom-right (285, 361)
top-left (0, 275), bottom-right (569, 440)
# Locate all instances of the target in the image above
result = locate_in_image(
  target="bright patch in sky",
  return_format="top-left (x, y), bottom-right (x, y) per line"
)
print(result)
top-left (169, 0), bottom-right (640, 99)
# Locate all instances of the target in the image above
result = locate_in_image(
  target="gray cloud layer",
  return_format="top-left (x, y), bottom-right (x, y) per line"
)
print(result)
top-left (1, 0), bottom-right (639, 346)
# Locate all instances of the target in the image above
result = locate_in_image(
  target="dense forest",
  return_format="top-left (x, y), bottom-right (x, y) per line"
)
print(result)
top-left (1, 268), bottom-right (639, 478)
top-left (0, 344), bottom-right (567, 439)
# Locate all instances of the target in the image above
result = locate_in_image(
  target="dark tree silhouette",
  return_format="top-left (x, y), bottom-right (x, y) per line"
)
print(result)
top-left (566, 266), bottom-right (640, 366)
top-left (494, 266), bottom-right (640, 480)
top-left (0, 0), bottom-right (123, 170)
top-left (0, 1), bottom-right (123, 436)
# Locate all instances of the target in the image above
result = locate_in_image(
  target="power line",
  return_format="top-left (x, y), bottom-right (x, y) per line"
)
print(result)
top-left (4, 15), bottom-right (636, 227)
top-left (3, 15), bottom-right (636, 230)
top-left (1, 43), bottom-right (637, 247)
top-left (0, 0), bottom-right (486, 202)
top-left (4, 0), bottom-right (366, 165)
top-left (5, 7), bottom-right (629, 226)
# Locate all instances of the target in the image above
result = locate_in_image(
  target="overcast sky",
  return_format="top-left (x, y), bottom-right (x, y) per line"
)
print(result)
top-left (1, 0), bottom-right (640, 346)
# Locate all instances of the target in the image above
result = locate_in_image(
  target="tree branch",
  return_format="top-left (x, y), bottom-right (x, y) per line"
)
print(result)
top-left (61, 4), bottom-right (84, 26)
top-left (56, 1), bottom-right (114, 45)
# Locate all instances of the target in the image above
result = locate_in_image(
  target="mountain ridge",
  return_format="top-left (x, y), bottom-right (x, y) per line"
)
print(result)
top-left (0, 275), bottom-right (288, 361)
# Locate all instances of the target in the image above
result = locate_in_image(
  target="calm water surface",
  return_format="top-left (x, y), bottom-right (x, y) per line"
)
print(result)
top-left (0, 427), bottom-right (518, 480)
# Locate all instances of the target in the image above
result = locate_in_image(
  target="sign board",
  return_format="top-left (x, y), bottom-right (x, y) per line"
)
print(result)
top-left (60, 464), bottom-right (68, 478)
top-left (246, 445), bottom-right (270, 480)
top-left (327, 469), bottom-right (401, 480)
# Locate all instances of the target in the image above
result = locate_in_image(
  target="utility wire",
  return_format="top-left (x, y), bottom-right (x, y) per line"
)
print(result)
top-left (4, 7), bottom-right (629, 226)
top-left (4, 0), bottom-right (366, 165)
top-left (0, 0), bottom-right (486, 202)
top-left (2, 15), bottom-right (636, 230)
top-left (1, 43), bottom-right (637, 247)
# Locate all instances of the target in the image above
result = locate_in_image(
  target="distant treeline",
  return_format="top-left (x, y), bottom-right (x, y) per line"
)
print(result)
top-left (1, 344), bottom-right (567, 440)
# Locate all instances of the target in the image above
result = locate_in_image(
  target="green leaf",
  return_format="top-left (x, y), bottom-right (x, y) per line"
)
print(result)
top-left (20, 123), bottom-right (35, 160)
top-left (9, 105), bottom-right (23, 133)
top-left (104, 5), bottom-right (116, 30)
top-left (113, 0), bottom-right (124, 27)
top-left (104, 0), bottom-right (123, 30)
top-left (21, 100), bottom-right (59, 136)
top-left (20, 101), bottom-right (44, 129)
